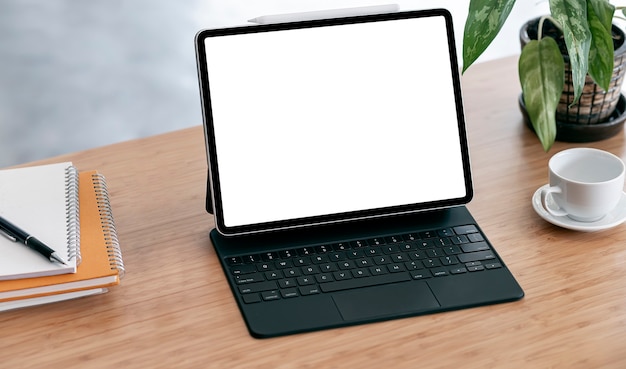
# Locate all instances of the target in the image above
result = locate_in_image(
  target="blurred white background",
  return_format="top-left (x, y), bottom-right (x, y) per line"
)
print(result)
top-left (0, 0), bottom-right (549, 168)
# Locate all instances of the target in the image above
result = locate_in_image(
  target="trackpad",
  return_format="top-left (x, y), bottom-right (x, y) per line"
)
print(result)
top-left (332, 282), bottom-right (440, 321)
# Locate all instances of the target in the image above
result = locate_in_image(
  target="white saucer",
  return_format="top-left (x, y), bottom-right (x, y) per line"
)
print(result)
top-left (532, 185), bottom-right (626, 232)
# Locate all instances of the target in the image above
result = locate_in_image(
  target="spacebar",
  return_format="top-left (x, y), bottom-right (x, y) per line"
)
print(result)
top-left (320, 273), bottom-right (411, 293)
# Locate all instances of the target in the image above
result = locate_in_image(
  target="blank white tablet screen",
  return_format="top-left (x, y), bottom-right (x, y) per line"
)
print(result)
top-left (203, 15), bottom-right (467, 228)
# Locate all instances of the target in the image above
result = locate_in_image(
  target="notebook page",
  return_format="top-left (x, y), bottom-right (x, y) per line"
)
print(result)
top-left (0, 162), bottom-right (78, 279)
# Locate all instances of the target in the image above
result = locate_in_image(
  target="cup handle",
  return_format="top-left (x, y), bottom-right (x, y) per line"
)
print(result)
top-left (540, 186), bottom-right (568, 217)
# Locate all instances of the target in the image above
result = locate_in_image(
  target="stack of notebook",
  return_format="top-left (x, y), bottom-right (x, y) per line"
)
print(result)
top-left (0, 162), bottom-right (124, 311)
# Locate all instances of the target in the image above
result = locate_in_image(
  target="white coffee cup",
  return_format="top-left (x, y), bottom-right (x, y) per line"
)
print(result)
top-left (540, 148), bottom-right (625, 222)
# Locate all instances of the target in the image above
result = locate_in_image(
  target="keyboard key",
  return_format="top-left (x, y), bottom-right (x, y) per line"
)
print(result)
top-left (320, 272), bottom-right (410, 293)
top-left (242, 293), bottom-right (261, 304)
top-left (320, 263), bottom-right (338, 272)
top-left (311, 255), bottom-right (329, 264)
top-left (239, 281), bottom-right (278, 294)
top-left (279, 249), bottom-right (295, 258)
top-left (442, 246), bottom-right (462, 255)
top-left (461, 242), bottom-right (490, 253)
top-left (390, 253), bottom-right (407, 262)
top-left (402, 233), bottom-right (419, 241)
top-left (261, 252), bottom-right (279, 261)
top-left (373, 256), bottom-right (391, 265)
top-left (315, 245), bottom-right (331, 253)
top-left (485, 262), bottom-right (502, 269)
top-left (261, 290), bottom-right (280, 301)
top-left (278, 279), bottom-right (297, 288)
top-left (334, 271), bottom-right (352, 280)
top-left (293, 257), bottom-right (311, 266)
top-left (423, 258), bottom-right (442, 268)
top-left (410, 270), bottom-right (431, 279)
top-left (458, 251), bottom-right (496, 263)
top-left (315, 273), bottom-right (334, 283)
top-left (440, 256), bottom-right (459, 266)
top-left (350, 240), bottom-right (368, 248)
top-left (367, 237), bottom-right (386, 246)
top-left (382, 245), bottom-right (400, 254)
top-left (365, 248), bottom-right (380, 256)
top-left (408, 251), bottom-right (426, 260)
top-left (280, 288), bottom-right (299, 298)
top-left (226, 256), bottom-right (243, 265)
top-left (265, 271), bottom-right (281, 280)
top-left (437, 228), bottom-right (454, 237)
top-left (451, 235), bottom-right (470, 245)
top-left (420, 230), bottom-right (437, 239)
top-left (299, 286), bottom-right (321, 295)
top-left (450, 267), bottom-right (468, 274)
top-left (453, 225), bottom-right (478, 234)
top-left (329, 252), bottom-right (346, 261)
top-left (243, 254), bottom-right (261, 263)
top-left (417, 240), bottom-right (435, 249)
top-left (275, 260), bottom-right (293, 269)
top-left (235, 273), bottom-right (265, 284)
top-left (352, 268), bottom-right (370, 278)
top-left (426, 249), bottom-right (444, 258)
top-left (339, 261), bottom-right (356, 270)
top-left (468, 233), bottom-right (485, 242)
top-left (431, 267), bottom-right (448, 277)
top-left (283, 268), bottom-right (302, 277)
top-left (297, 276), bottom-right (316, 285)
top-left (297, 247), bottom-right (315, 256)
top-left (404, 260), bottom-right (423, 270)
top-left (302, 265), bottom-right (319, 275)
top-left (347, 250), bottom-right (365, 259)
top-left (387, 264), bottom-right (406, 273)
top-left (230, 264), bottom-right (256, 275)
top-left (385, 235), bottom-right (403, 243)
top-left (370, 266), bottom-right (388, 275)
top-left (467, 265), bottom-right (485, 272)
top-left (432, 238), bottom-right (452, 247)
top-left (399, 243), bottom-right (415, 251)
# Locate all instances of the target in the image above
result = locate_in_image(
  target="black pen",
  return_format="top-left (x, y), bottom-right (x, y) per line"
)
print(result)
top-left (0, 215), bottom-right (67, 265)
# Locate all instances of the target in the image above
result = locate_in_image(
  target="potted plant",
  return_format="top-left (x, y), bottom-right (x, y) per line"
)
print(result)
top-left (462, 0), bottom-right (626, 151)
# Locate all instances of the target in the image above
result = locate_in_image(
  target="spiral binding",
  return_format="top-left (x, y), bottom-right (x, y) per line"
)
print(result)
top-left (92, 173), bottom-right (125, 278)
top-left (65, 166), bottom-right (81, 264)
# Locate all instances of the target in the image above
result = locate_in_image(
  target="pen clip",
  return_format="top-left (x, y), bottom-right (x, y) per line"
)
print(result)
top-left (0, 228), bottom-right (17, 242)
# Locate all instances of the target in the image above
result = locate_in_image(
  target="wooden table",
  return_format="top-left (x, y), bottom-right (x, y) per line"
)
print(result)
top-left (3, 55), bottom-right (626, 368)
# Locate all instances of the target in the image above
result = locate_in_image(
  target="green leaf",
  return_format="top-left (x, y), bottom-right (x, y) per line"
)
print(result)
top-left (519, 38), bottom-right (565, 151)
top-left (462, 0), bottom-right (516, 73)
top-left (587, 0), bottom-right (614, 91)
top-left (588, 0), bottom-right (615, 31)
top-left (549, 0), bottom-right (591, 104)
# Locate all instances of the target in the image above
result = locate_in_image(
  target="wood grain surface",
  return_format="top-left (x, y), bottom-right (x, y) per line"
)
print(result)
top-left (2, 55), bottom-right (626, 368)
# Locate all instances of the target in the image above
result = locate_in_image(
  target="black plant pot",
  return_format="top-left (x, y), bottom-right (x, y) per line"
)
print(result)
top-left (519, 16), bottom-right (626, 142)
top-left (519, 93), bottom-right (626, 142)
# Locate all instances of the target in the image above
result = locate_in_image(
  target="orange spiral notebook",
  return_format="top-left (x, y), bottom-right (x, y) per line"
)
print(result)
top-left (0, 170), bottom-right (124, 306)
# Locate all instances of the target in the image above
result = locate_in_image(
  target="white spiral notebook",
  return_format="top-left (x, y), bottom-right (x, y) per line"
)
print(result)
top-left (0, 162), bottom-right (80, 280)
